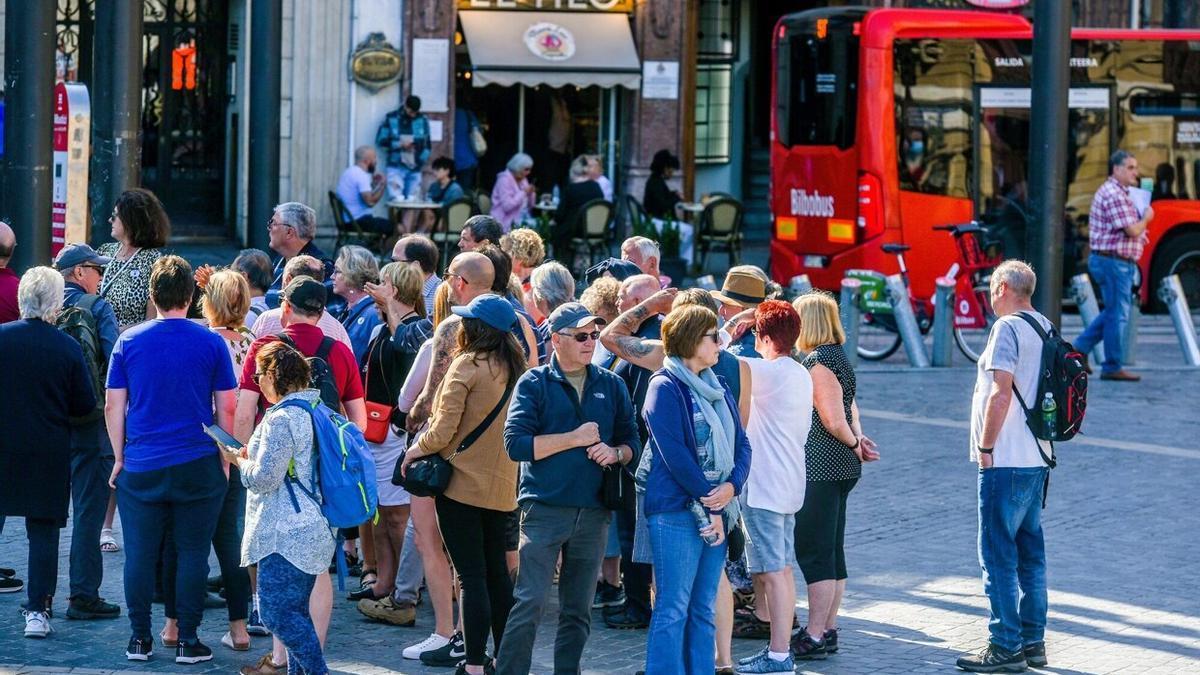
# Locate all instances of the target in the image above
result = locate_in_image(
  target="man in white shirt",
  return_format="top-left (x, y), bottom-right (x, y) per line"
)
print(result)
top-left (335, 145), bottom-right (391, 235)
top-left (251, 255), bottom-right (353, 349)
top-left (958, 260), bottom-right (1051, 673)
top-left (733, 299), bottom-right (812, 674)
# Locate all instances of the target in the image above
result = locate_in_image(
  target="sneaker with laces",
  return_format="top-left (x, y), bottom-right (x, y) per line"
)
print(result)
top-left (403, 632), bottom-right (452, 660)
top-left (420, 631), bottom-right (466, 667)
top-left (735, 649), bottom-right (795, 673)
top-left (738, 645), bottom-right (769, 665)
top-left (357, 595), bottom-right (417, 626)
top-left (0, 576), bottom-right (22, 593)
top-left (592, 581), bottom-right (626, 609)
top-left (789, 629), bottom-right (827, 661)
top-left (1022, 642), bottom-right (1047, 668)
top-left (955, 643), bottom-right (1028, 673)
top-left (823, 628), bottom-right (838, 654)
top-left (246, 608), bottom-right (271, 636)
top-left (125, 635), bottom-right (154, 660)
top-left (66, 595), bottom-right (121, 619)
top-left (23, 610), bottom-right (53, 638)
top-left (176, 638), bottom-right (214, 664)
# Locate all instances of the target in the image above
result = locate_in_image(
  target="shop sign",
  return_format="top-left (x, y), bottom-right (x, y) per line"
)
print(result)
top-left (350, 33), bottom-right (403, 93)
top-left (525, 22), bottom-right (576, 62)
top-left (51, 82), bottom-right (90, 257)
top-left (459, 0), bottom-right (633, 11)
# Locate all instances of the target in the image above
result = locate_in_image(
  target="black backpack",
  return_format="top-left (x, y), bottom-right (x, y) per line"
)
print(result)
top-left (55, 295), bottom-right (106, 424)
top-left (279, 334), bottom-right (342, 410)
top-left (1009, 312), bottom-right (1089, 468)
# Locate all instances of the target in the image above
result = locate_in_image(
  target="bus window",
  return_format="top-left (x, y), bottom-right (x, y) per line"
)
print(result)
top-left (893, 39), bottom-right (974, 198)
top-left (776, 18), bottom-right (858, 149)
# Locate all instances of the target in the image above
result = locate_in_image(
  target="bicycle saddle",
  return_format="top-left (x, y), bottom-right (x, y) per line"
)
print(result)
top-left (881, 243), bottom-right (911, 254)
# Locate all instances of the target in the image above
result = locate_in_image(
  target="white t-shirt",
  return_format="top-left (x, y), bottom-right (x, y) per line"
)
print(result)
top-left (970, 311), bottom-right (1054, 467)
top-left (742, 356), bottom-right (813, 513)
top-left (336, 165), bottom-right (375, 221)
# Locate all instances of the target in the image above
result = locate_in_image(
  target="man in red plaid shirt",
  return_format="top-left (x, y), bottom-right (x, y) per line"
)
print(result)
top-left (1075, 151), bottom-right (1154, 381)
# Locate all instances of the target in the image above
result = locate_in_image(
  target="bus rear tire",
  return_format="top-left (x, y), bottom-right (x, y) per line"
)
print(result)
top-left (1150, 230), bottom-right (1200, 313)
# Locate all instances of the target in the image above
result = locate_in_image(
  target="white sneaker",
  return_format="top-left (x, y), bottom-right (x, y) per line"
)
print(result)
top-left (402, 632), bottom-right (451, 660)
top-left (23, 610), bottom-right (53, 638)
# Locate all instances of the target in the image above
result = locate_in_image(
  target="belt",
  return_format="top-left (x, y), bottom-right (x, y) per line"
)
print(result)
top-left (1093, 250), bottom-right (1136, 264)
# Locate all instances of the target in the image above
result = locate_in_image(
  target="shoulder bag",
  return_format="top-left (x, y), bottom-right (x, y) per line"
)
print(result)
top-left (393, 373), bottom-right (516, 497)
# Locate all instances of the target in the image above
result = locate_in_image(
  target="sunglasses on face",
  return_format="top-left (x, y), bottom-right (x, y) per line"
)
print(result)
top-left (559, 330), bottom-right (601, 343)
top-left (705, 331), bottom-right (721, 344)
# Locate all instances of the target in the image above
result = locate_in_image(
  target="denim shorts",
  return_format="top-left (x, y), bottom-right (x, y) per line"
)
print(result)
top-left (742, 506), bottom-right (795, 574)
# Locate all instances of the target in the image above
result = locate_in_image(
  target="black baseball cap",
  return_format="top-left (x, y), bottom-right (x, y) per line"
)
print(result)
top-left (281, 276), bottom-right (327, 314)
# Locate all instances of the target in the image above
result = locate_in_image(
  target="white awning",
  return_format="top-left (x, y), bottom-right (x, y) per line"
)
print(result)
top-left (459, 10), bottom-right (641, 89)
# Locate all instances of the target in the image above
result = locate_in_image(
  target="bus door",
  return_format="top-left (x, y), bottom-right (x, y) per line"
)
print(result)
top-left (975, 85), bottom-right (1113, 275)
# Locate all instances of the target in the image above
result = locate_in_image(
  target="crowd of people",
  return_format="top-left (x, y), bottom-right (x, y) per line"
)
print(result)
top-left (0, 181), bottom-right (1062, 675)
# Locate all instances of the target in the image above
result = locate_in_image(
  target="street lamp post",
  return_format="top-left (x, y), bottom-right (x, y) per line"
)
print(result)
top-left (248, 0), bottom-right (282, 251)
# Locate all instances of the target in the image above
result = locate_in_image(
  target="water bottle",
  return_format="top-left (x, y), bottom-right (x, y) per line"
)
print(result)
top-left (1040, 392), bottom-right (1057, 440)
top-left (689, 501), bottom-right (719, 545)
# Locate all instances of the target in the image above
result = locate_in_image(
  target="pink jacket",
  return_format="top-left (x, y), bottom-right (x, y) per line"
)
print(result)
top-left (490, 170), bottom-right (533, 231)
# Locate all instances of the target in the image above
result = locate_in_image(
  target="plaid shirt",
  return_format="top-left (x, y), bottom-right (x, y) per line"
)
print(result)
top-left (1089, 177), bottom-right (1147, 261)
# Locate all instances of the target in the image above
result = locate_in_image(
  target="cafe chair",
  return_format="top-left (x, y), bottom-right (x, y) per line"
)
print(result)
top-left (697, 196), bottom-right (744, 269)
top-left (476, 192), bottom-right (492, 217)
top-left (623, 194), bottom-right (653, 240)
top-left (433, 196), bottom-right (477, 269)
top-left (329, 191), bottom-right (385, 252)
top-left (570, 199), bottom-right (615, 270)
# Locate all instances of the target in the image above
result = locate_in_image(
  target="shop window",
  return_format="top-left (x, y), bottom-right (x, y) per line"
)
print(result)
top-left (695, 64), bottom-right (732, 164)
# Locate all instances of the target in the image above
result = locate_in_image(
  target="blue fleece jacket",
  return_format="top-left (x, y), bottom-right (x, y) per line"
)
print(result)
top-left (504, 355), bottom-right (641, 508)
top-left (642, 369), bottom-right (752, 517)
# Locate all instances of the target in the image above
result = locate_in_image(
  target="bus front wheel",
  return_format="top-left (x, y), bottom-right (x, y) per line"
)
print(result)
top-left (1150, 230), bottom-right (1200, 313)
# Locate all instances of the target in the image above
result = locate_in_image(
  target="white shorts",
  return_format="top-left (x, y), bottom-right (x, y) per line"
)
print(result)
top-left (371, 427), bottom-right (411, 507)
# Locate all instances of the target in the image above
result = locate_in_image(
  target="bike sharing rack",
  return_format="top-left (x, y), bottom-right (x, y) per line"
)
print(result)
top-left (885, 273), bottom-right (932, 367)
top-left (1158, 274), bottom-right (1200, 367)
top-left (1071, 272), bottom-right (1148, 367)
top-left (930, 276), bottom-right (957, 367)
top-left (839, 277), bottom-right (862, 368)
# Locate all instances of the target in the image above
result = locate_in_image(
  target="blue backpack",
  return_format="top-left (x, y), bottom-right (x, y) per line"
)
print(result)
top-left (277, 398), bottom-right (378, 588)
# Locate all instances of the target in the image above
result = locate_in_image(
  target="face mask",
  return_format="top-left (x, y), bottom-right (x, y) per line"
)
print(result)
top-left (906, 141), bottom-right (925, 160)
top-left (367, 162), bottom-right (376, 173)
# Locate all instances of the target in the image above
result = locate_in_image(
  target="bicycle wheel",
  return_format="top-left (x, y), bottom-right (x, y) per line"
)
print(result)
top-left (856, 312), bottom-right (902, 361)
top-left (954, 284), bottom-right (996, 363)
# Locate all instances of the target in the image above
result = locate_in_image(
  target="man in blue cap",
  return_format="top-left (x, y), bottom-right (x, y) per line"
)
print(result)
top-left (498, 302), bottom-right (640, 675)
top-left (53, 242), bottom-right (122, 620)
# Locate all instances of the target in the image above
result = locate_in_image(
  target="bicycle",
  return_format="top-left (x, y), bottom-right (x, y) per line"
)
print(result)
top-left (849, 222), bottom-right (1001, 363)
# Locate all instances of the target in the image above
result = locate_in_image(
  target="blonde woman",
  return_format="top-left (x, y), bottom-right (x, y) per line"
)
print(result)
top-left (788, 292), bottom-right (878, 661)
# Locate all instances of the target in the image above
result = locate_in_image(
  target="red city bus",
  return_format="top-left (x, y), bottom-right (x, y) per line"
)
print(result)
top-left (769, 7), bottom-right (1200, 318)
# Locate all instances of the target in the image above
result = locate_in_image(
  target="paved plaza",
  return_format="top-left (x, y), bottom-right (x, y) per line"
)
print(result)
top-left (1, 314), bottom-right (1198, 674)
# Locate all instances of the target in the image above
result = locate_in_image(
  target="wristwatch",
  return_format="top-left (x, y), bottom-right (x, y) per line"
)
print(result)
top-left (978, 446), bottom-right (994, 455)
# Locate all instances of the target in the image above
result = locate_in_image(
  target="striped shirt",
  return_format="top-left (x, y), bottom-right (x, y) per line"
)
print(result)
top-left (1089, 177), bottom-right (1147, 261)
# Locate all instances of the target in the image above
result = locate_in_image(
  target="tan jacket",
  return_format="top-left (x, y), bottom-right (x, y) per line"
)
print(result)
top-left (414, 353), bottom-right (518, 512)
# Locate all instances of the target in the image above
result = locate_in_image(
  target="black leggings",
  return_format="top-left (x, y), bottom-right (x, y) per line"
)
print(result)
top-left (436, 495), bottom-right (514, 666)
top-left (793, 478), bottom-right (858, 583)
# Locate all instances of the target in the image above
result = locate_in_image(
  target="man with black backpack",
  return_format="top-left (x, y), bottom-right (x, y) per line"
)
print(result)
top-left (959, 261), bottom-right (1065, 674)
top-left (54, 244), bottom-right (122, 621)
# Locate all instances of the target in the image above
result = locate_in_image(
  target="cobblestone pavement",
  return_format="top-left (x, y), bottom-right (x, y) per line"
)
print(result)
top-left (1, 315), bottom-right (1198, 674)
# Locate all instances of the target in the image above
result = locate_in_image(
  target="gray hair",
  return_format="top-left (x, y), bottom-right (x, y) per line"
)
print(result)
top-left (274, 202), bottom-right (317, 240)
top-left (18, 266), bottom-right (64, 321)
top-left (570, 155), bottom-right (590, 179)
top-left (530, 261), bottom-right (576, 312)
top-left (507, 153), bottom-right (534, 173)
top-left (1108, 149), bottom-right (1134, 175)
top-left (991, 259), bottom-right (1037, 299)
top-left (623, 236), bottom-right (660, 262)
top-left (335, 244), bottom-right (381, 290)
top-left (354, 145), bottom-right (375, 163)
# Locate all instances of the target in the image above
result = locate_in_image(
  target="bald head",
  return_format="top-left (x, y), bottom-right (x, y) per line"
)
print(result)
top-left (447, 251), bottom-right (495, 305)
top-left (618, 273), bottom-right (661, 313)
top-left (0, 221), bottom-right (14, 266)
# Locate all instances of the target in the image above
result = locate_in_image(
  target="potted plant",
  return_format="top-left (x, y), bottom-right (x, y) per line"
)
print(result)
top-left (657, 215), bottom-right (688, 284)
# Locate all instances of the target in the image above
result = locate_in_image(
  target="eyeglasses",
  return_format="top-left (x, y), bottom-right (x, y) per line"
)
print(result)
top-left (252, 370), bottom-right (267, 385)
top-left (559, 330), bottom-right (601, 343)
top-left (267, 218), bottom-right (295, 232)
top-left (704, 331), bottom-right (721, 344)
top-left (443, 271), bottom-right (467, 284)
top-left (81, 263), bottom-right (106, 273)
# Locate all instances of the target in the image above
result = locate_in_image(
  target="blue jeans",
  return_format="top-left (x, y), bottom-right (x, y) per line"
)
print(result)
top-left (978, 467), bottom-right (1049, 653)
top-left (116, 454), bottom-right (225, 640)
top-left (644, 510), bottom-right (726, 675)
top-left (258, 553), bottom-right (328, 675)
top-left (386, 165), bottom-right (422, 201)
top-left (69, 447), bottom-right (114, 601)
top-left (1075, 253), bottom-right (1135, 373)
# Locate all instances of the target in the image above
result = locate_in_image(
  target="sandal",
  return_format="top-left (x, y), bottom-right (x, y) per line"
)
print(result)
top-left (221, 630), bottom-right (251, 651)
top-left (159, 629), bottom-right (179, 648)
top-left (347, 569), bottom-right (377, 601)
top-left (100, 528), bottom-right (120, 553)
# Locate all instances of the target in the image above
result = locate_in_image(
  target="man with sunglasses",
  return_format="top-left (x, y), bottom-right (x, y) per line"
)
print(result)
top-left (53, 243), bottom-right (123, 620)
top-left (498, 303), bottom-right (639, 675)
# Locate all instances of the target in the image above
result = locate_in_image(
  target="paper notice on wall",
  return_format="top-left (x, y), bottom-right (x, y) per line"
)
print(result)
top-left (1177, 121), bottom-right (1200, 145)
top-left (429, 120), bottom-right (444, 142)
top-left (411, 39), bottom-right (449, 112)
top-left (1129, 187), bottom-right (1151, 217)
top-left (642, 61), bottom-right (679, 100)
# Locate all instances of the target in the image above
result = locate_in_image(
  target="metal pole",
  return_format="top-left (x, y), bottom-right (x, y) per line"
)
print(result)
top-left (839, 277), bottom-right (861, 369)
top-left (3, 0), bottom-right (56, 271)
top-left (1025, 0), bottom-right (1071, 326)
top-left (247, 0), bottom-right (282, 251)
top-left (931, 276), bottom-right (956, 367)
top-left (885, 273), bottom-right (931, 368)
top-left (1123, 292), bottom-right (1140, 365)
top-left (518, 86), bottom-right (526, 154)
top-left (1157, 275), bottom-right (1200, 367)
top-left (91, 0), bottom-right (144, 247)
top-left (1069, 273), bottom-right (1105, 364)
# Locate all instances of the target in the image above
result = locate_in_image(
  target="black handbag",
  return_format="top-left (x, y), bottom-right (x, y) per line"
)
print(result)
top-left (394, 375), bottom-right (515, 497)
top-left (601, 464), bottom-right (636, 511)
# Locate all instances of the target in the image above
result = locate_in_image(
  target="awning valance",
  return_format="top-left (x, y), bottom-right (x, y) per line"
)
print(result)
top-left (460, 10), bottom-right (641, 89)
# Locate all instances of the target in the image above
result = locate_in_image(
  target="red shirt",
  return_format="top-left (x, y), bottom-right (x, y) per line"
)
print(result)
top-left (239, 322), bottom-right (364, 402)
top-left (0, 267), bottom-right (18, 324)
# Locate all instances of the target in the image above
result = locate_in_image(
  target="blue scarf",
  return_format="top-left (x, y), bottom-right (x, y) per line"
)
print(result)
top-left (663, 356), bottom-right (739, 530)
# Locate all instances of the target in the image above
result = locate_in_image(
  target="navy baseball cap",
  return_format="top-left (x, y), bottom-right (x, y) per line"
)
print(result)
top-left (585, 258), bottom-right (642, 284)
top-left (548, 302), bottom-right (606, 334)
top-left (53, 243), bottom-right (112, 270)
top-left (451, 294), bottom-right (517, 332)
